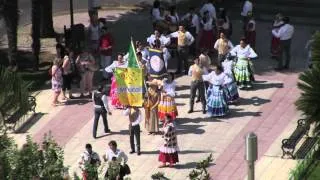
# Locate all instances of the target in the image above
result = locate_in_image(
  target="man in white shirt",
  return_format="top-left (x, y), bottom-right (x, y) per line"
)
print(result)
top-left (78, 144), bottom-right (101, 179)
top-left (181, 7), bottom-right (200, 56)
top-left (241, 0), bottom-right (253, 31)
top-left (92, 85), bottom-right (112, 138)
top-left (170, 25), bottom-right (195, 74)
top-left (124, 107), bottom-right (142, 155)
top-left (272, 17), bottom-right (294, 70)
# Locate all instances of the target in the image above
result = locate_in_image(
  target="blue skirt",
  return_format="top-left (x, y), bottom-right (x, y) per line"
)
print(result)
top-left (223, 82), bottom-right (240, 103)
top-left (207, 85), bottom-right (229, 117)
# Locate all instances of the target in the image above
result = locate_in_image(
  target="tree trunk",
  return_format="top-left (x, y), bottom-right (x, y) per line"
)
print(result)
top-left (40, 0), bottom-right (55, 38)
top-left (2, 0), bottom-right (19, 71)
top-left (31, 0), bottom-right (41, 71)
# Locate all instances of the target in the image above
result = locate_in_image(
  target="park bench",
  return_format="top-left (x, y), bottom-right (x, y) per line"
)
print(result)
top-left (1, 95), bottom-right (36, 132)
top-left (294, 137), bottom-right (318, 159)
top-left (281, 119), bottom-right (310, 159)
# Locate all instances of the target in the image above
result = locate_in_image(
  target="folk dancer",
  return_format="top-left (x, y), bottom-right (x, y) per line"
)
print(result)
top-left (230, 38), bottom-right (258, 89)
top-left (158, 114), bottom-right (179, 168)
top-left (124, 107), bottom-right (142, 155)
top-left (156, 73), bottom-right (178, 121)
top-left (188, 58), bottom-right (208, 114)
top-left (92, 85), bottom-right (112, 138)
top-left (222, 56), bottom-right (240, 104)
top-left (199, 11), bottom-right (216, 53)
top-left (245, 12), bottom-right (256, 50)
top-left (202, 64), bottom-right (229, 117)
top-left (214, 31), bottom-right (234, 63)
top-left (272, 16), bottom-right (294, 70)
top-left (105, 53), bottom-right (128, 109)
top-left (169, 25), bottom-right (195, 74)
top-left (99, 26), bottom-right (114, 79)
top-left (271, 13), bottom-right (284, 58)
top-left (144, 83), bottom-right (160, 135)
top-left (200, 0), bottom-right (217, 21)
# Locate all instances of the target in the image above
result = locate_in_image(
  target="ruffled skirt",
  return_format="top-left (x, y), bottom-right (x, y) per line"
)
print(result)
top-left (158, 96), bottom-right (178, 121)
top-left (223, 82), bottom-right (240, 103)
top-left (233, 59), bottom-right (254, 87)
top-left (206, 85), bottom-right (229, 117)
top-left (109, 76), bottom-right (124, 109)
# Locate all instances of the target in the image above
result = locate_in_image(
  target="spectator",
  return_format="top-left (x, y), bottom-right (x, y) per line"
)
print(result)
top-left (99, 26), bottom-right (114, 79)
top-left (51, 58), bottom-right (63, 106)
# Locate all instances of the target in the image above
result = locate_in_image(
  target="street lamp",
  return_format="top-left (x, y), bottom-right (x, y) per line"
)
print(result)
top-left (69, 0), bottom-right (74, 26)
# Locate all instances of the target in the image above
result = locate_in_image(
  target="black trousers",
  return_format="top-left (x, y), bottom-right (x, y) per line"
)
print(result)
top-left (190, 80), bottom-right (206, 111)
top-left (62, 74), bottom-right (72, 91)
top-left (93, 108), bottom-right (109, 138)
top-left (130, 124), bottom-right (140, 152)
top-left (177, 46), bottom-right (190, 73)
top-left (278, 39), bottom-right (292, 69)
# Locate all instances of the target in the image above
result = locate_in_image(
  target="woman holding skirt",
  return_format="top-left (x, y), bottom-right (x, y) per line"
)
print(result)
top-left (230, 38), bottom-right (258, 89)
top-left (105, 53), bottom-right (127, 109)
top-left (222, 56), bottom-right (240, 104)
top-left (271, 13), bottom-right (284, 58)
top-left (202, 64), bottom-right (229, 117)
top-left (158, 114), bottom-right (179, 168)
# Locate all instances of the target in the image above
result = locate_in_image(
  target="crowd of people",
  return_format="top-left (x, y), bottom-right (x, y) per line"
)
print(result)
top-left (48, 0), bottom-right (298, 179)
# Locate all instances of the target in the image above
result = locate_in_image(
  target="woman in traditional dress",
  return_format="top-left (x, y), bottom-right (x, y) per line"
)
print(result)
top-left (222, 55), bottom-right (239, 104)
top-left (271, 13), bottom-right (284, 58)
top-left (230, 38), bottom-right (258, 89)
top-left (144, 83), bottom-right (160, 135)
top-left (199, 11), bottom-right (216, 53)
top-left (202, 64), bottom-right (229, 117)
top-left (157, 73), bottom-right (178, 121)
top-left (158, 114), bottom-right (179, 168)
top-left (51, 58), bottom-right (63, 106)
top-left (105, 53), bottom-right (128, 109)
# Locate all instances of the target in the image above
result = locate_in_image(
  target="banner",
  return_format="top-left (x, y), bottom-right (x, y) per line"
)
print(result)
top-left (114, 67), bottom-right (143, 107)
top-left (147, 48), bottom-right (167, 78)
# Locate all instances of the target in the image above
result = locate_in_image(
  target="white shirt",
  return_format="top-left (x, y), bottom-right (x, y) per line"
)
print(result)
top-left (222, 60), bottom-right (234, 77)
top-left (272, 24), bottom-right (294, 40)
top-left (105, 61), bottom-right (128, 73)
top-left (201, 18), bottom-right (213, 31)
top-left (181, 13), bottom-right (200, 34)
top-left (105, 149), bottom-right (128, 164)
top-left (214, 39), bottom-right (234, 54)
top-left (78, 150), bottom-right (101, 170)
top-left (202, 72), bottom-right (228, 85)
top-left (241, 0), bottom-right (253, 17)
top-left (147, 34), bottom-right (171, 47)
top-left (200, 3), bottom-right (217, 19)
top-left (92, 91), bottom-right (111, 112)
top-left (170, 31), bottom-right (195, 46)
top-left (230, 45), bottom-right (258, 59)
top-left (123, 108), bottom-right (142, 126)
top-left (152, 8), bottom-right (164, 22)
top-left (163, 81), bottom-right (177, 97)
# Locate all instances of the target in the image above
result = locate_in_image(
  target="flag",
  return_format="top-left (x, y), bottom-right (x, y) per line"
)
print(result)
top-left (147, 48), bottom-right (167, 78)
top-left (114, 67), bottom-right (143, 107)
top-left (128, 40), bottom-right (139, 68)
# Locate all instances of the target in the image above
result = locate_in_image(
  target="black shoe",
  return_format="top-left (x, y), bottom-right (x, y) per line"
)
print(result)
top-left (202, 110), bottom-right (206, 114)
top-left (137, 152), bottom-right (141, 156)
top-left (188, 110), bottom-right (193, 114)
top-left (129, 151), bottom-right (135, 154)
top-left (196, 99), bottom-right (200, 103)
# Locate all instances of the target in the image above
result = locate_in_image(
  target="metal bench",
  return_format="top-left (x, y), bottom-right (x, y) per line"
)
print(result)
top-left (281, 119), bottom-right (310, 159)
top-left (2, 96), bottom-right (36, 131)
top-left (294, 137), bottom-right (318, 159)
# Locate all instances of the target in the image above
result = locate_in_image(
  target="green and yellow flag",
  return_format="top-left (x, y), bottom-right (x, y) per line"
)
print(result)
top-left (127, 40), bottom-right (139, 68)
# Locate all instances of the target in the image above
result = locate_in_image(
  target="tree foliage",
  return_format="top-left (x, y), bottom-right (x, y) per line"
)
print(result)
top-left (0, 133), bottom-right (68, 179)
top-left (311, 31), bottom-right (320, 67)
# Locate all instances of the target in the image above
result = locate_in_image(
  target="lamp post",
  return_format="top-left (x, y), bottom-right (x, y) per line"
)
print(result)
top-left (69, 0), bottom-right (74, 26)
top-left (245, 132), bottom-right (258, 180)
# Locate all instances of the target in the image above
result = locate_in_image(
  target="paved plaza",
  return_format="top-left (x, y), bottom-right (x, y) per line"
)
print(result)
top-left (8, 4), bottom-right (318, 180)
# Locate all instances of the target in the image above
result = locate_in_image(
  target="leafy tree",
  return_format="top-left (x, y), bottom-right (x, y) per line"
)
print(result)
top-left (311, 31), bottom-right (320, 67)
top-left (0, 66), bottom-right (30, 131)
top-left (31, 0), bottom-right (41, 71)
top-left (0, 0), bottom-right (19, 70)
top-left (188, 154), bottom-right (214, 180)
top-left (295, 65), bottom-right (320, 136)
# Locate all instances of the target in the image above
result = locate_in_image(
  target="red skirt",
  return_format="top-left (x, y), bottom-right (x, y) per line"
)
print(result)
top-left (199, 29), bottom-right (216, 51)
top-left (158, 152), bottom-right (179, 164)
top-left (271, 36), bottom-right (281, 57)
top-left (245, 31), bottom-right (256, 48)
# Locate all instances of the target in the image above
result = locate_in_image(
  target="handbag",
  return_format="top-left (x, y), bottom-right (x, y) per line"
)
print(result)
top-left (122, 164), bottom-right (131, 175)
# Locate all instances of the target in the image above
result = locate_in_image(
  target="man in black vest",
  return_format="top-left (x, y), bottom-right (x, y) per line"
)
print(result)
top-left (92, 85), bottom-right (112, 138)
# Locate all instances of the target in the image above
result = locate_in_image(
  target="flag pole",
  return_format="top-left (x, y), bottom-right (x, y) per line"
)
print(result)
top-left (131, 36), bottom-right (140, 68)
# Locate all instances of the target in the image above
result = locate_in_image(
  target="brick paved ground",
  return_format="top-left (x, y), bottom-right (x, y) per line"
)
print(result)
top-left (9, 6), bottom-right (318, 180)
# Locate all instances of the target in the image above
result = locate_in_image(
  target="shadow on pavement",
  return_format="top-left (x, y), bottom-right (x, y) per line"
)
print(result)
top-left (16, 113), bottom-right (47, 133)
top-left (141, 149), bottom-right (212, 155)
top-left (237, 96), bottom-right (271, 106)
top-left (64, 99), bottom-right (91, 105)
